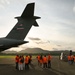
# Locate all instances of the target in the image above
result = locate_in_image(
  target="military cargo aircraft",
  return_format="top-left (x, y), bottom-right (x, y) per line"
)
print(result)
top-left (0, 3), bottom-right (40, 51)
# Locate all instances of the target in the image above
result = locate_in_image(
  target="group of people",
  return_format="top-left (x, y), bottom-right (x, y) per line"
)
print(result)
top-left (15, 55), bottom-right (32, 71)
top-left (15, 54), bottom-right (52, 71)
top-left (15, 52), bottom-right (75, 71)
top-left (37, 54), bottom-right (52, 68)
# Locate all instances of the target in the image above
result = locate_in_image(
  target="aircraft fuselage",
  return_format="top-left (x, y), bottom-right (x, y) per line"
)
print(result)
top-left (0, 38), bottom-right (27, 51)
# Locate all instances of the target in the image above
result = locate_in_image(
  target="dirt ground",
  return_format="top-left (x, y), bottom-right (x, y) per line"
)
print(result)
top-left (0, 56), bottom-right (75, 75)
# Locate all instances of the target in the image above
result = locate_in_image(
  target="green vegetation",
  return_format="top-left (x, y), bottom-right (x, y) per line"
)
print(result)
top-left (0, 50), bottom-right (75, 58)
top-left (0, 55), bottom-right (15, 58)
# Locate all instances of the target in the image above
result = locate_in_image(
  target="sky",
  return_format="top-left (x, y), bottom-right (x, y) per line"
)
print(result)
top-left (0, 0), bottom-right (75, 51)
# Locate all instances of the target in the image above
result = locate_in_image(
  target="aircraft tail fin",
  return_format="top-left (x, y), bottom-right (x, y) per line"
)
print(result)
top-left (6, 3), bottom-right (40, 40)
top-left (21, 3), bottom-right (34, 18)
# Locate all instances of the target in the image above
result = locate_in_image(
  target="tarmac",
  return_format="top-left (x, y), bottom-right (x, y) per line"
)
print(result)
top-left (0, 56), bottom-right (75, 75)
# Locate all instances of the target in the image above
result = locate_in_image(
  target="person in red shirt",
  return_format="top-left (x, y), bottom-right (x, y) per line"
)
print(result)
top-left (71, 55), bottom-right (74, 64)
top-left (73, 55), bottom-right (75, 64)
top-left (47, 54), bottom-right (52, 68)
top-left (43, 55), bottom-right (47, 68)
top-left (67, 55), bottom-right (72, 64)
top-left (39, 55), bottom-right (43, 67)
top-left (18, 56), bottom-right (23, 70)
top-left (28, 55), bottom-right (32, 64)
top-left (25, 55), bottom-right (29, 70)
top-left (15, 55), bottom-right (19, 70)
top-left (37, 55), bottom-right (40, 66)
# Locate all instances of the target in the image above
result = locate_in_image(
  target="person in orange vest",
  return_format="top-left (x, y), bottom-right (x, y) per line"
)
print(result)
top-left (28, 55), bottom-right (32, 64)
top-left (47, 54), bottom-right (52, 68)
top-left (25, 55), bottom-right (29, 70)
top-left (39, 55), bottom-right (43, 67)
top-left (73, 55), bottom-right (75, 64)
top-left (18, 56), bottom-right (23, 70)
top-left (37, 55), bottom-right (40, 66)
top-left (15, 55), bottom-right (19, 70)
top-left (43, 55), bottom-right (47, 68)
top-left (71, 55), bottom-right (74, 64)
top-left (67, 54), bottom-right (72, 64)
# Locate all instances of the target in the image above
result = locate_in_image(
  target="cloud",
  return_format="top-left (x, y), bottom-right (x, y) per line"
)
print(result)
top-left (57, 45), bottom-right (62, 47)
top-left (0, 5), bottom-right (4, 9)
top-left (35, 40), bottom-right (50, 44)
top-left (52, 48), bottom-right (58, 51)
top-left (1, 0), bottom-right (10, 4)
top-left (28, 37), bottom-right (50, 44)
top-left (35, 41), bottom-right (44, 44)
top-left (28, 37), bottom-right (41, 41)
top-left (0, 0), bottom-right (10, 9)
top-left (73, 6), bottom-right (75, 13)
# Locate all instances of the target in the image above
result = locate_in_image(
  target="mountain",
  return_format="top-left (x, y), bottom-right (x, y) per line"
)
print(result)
top-left (1, 48), bottom-right (71, 55)
top-left (18, 48), bottom-right (50, 54)
top-left (18, 48), bottom-right (71, 55)
top-left (1, 50), bottom-right (17, 54)
top-left (1, 48), bottom-right (50, 54)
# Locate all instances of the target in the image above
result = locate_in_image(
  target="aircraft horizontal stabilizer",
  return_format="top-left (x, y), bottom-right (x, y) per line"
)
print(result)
top-left (33, 21), bottom-right (39, 27)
